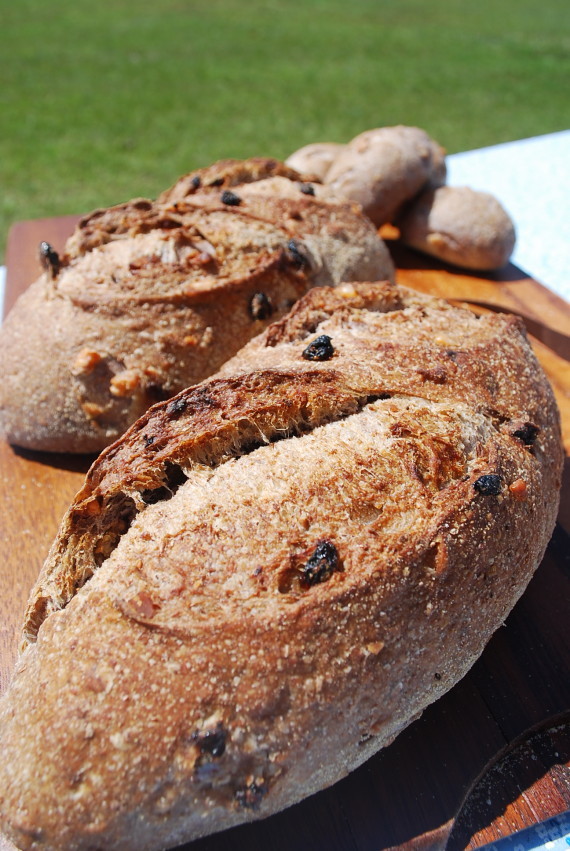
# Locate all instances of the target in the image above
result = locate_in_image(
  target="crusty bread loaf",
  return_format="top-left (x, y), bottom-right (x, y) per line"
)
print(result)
top-left (325, 126), bottom-right (447, 226)
top-left (0, 281), bottom-right (562, 851)
top-left (0, 158), bottom-right (394, 454)
top-left (285, 125), bottom-right (517, 271)
top-left (397, 185), bottom-right (517, 270)
top-left (284, 142), bottom-right (347, 180)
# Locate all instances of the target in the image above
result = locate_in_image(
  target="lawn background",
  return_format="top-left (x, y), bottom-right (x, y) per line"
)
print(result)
top-left (2, 0), bottom-right (569, 262)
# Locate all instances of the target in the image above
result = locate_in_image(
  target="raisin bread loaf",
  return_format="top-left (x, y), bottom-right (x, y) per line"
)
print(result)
top-left (0, 282), bottom-right (562, 850)
top-left (0, 159), bottom-right (394, 453)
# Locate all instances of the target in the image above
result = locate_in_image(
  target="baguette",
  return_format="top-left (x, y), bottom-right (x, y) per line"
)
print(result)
top-left (0, 158), bottom-right (394, 453)
top-left (0, 281), bottom-right (562, 850)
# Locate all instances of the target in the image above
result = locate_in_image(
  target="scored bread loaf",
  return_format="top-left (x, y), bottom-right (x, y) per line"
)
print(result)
top-left (0, 281), bottom-right (562, 850)
top-left (0, 158), bottom-right (394, 454)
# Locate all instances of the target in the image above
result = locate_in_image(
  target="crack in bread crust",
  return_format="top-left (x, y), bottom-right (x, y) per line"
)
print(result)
top-left (22, 369), bottom-right (382, 642)
top-left (22, 282), bottom-right (562, 648)
top-left (2, 281), bottom-right (562, 851)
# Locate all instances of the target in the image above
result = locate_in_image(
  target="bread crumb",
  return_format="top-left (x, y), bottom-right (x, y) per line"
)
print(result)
top-left (110, 732), bottom-right (126, 749)
top-left (199, 327), bottom-right (214, 348)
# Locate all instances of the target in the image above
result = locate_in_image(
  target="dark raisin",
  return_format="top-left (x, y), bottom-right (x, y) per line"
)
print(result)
top-left (166, 397), bottom-right (187, 416)
top-left (511, 422), bottom-right (540, 445)
top-left (143, 434), bottom-right (155, 447)
top-left (194, 725), bottom-right (226, 758)
top-left (190, 175), bottom-right (201, 189)
top-left (299, 183), bottom-right (315, 195)
top-left (287, 238), bottom-right (309, 268)
top-left (473, 474), bottom-right (502, 496)
top-left (221, 190), bottom-right (241, 206)
top-left (235, 781), bottom-right (266, 810)
top-left (39, 241), bottom-right (60, 276)
top-left (302, 335), bottom-right (334, 362)
top-left (301, 540), bottom-right (339, 586)
top-left (249, 292), bottom-right (273, 321)
top-left (434, 672), bottom-right (442, 680)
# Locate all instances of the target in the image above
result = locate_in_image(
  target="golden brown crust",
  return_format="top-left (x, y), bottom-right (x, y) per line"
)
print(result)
top-left (0, 162), bottom-right (394, 453)
top-left (0, 282), bottom-right (562, 851)
top-left (157, 156), bottom-right (304, 204)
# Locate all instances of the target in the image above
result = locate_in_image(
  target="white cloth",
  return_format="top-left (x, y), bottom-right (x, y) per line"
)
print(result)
top-left (447, 130), bottom-right (570, 302)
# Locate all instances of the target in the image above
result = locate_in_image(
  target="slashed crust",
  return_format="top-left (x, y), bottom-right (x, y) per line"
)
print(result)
top-left (0, 159), bottom-right (394, 453)
top-left (0, 282), bottom-right (562, 851)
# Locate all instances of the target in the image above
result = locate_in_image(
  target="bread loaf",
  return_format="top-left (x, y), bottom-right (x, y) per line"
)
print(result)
top-left (286, 126), bottom-right (517, 271)
top-left (397, 185), bottom-right (517, 270)
top-left (0, 158), bottom-right (394, 453)
top-left (0, 281), bottom-right (562, 851)
top-left (284, 142), bottom-right (347, 180)
top-left (325, 125), bottom-right (447, 226)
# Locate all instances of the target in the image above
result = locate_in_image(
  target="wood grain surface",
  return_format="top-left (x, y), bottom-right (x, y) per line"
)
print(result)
top-left (1, 217), bottom-right (569, 851)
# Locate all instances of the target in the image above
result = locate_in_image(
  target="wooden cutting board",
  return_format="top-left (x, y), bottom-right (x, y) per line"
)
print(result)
top-left (1, 217), bottom-right (569, 851)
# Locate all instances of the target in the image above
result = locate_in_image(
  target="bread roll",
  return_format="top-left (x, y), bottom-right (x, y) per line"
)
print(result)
top-left (0, 159), bottom-right (394, 453)
top-left (0, 281), bottom-right (562, 851)
top-left (397, 185), bottom-right (516, 270)
top-left (285, 142), bottom-right (346, 180)
top-left (325, 126), bottom-right (447, 226)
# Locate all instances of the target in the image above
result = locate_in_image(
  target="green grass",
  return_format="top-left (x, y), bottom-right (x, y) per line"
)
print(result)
top-left (1, 0), bottom-right (569, 261)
